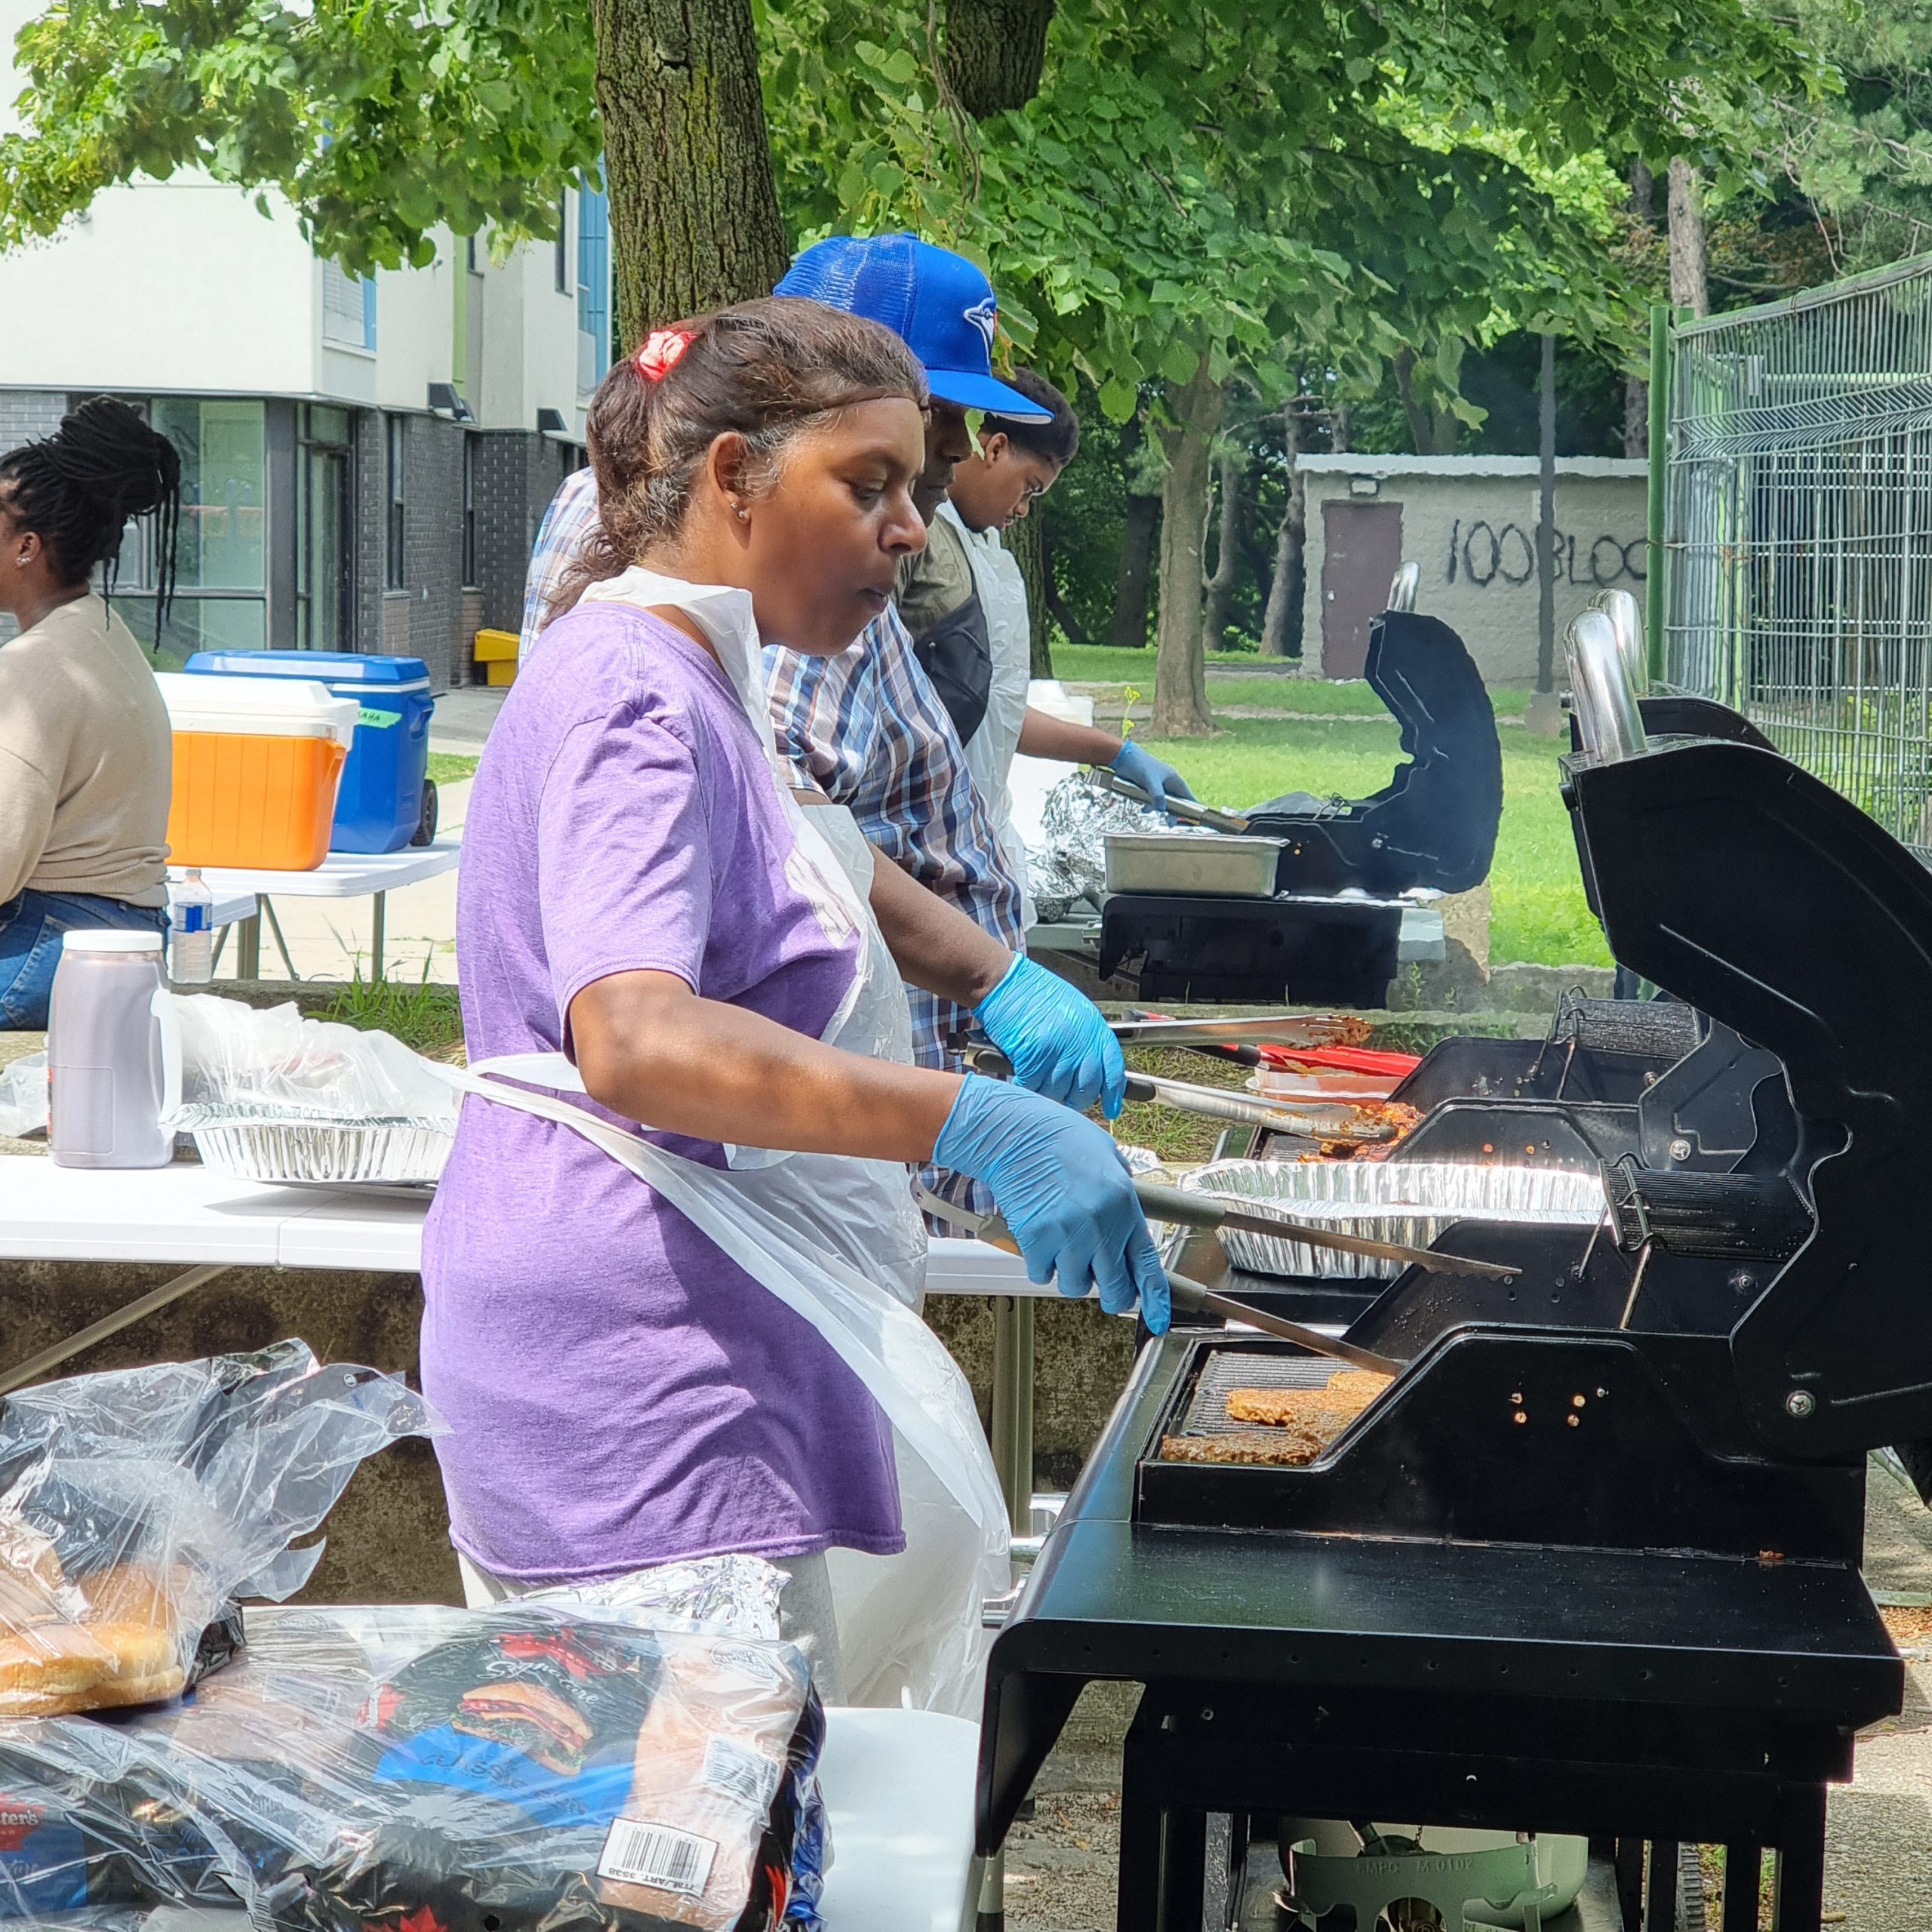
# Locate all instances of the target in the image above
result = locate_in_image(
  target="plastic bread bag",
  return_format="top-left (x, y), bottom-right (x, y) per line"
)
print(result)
top-left (155, 994), bottom-right (458, 1133)
top-left (0, 1598), bottom-right (829, 1932)
top-left (0, 1340), bottom-right (435, 1718)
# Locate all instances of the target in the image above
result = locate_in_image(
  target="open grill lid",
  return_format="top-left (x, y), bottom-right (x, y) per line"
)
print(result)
top-left (1564, 731), bottom-right (1932, 1461)
top-left (1246, 610), bottom-right (1504, 895)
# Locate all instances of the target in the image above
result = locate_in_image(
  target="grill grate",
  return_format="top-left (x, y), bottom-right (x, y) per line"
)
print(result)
top-left (1177, 1348), bottom-right (1342, 1440)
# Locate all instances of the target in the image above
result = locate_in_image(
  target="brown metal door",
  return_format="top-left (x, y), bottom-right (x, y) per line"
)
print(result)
top-left (1321, 500), bottom-right (1404, 678)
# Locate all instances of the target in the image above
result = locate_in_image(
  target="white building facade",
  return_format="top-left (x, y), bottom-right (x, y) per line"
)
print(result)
top-left (0, 6), bottom-right (610, 688)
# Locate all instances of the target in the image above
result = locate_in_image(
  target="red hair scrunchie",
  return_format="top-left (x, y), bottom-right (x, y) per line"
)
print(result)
top-left (635, 329), bottom-right (694, 383)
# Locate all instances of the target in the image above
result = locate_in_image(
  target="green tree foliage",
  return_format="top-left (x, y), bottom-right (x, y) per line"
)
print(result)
top-left (0, 0), bottom-right (602, 271)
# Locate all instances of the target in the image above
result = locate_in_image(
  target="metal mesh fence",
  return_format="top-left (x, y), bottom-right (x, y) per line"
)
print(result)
top-left (1663, 254), bottom-right (1932, 851)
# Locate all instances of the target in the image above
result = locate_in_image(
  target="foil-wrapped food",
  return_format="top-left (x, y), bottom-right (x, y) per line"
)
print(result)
top-left (1026, 772), bottom-right (1166, 923)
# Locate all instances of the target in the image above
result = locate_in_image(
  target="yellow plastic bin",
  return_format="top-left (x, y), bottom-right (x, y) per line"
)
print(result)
top-left (157, 672), bottom-right (359, 871)
top-left (474, 627), bottom-right (519, 688)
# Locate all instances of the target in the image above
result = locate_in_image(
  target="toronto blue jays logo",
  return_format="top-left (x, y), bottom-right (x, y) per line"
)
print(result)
top-left (964, 295), bottom-right (998, 354)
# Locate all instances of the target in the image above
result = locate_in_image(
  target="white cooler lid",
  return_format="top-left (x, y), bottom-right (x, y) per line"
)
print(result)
top-left (156, 673), bottom-right (359, 746)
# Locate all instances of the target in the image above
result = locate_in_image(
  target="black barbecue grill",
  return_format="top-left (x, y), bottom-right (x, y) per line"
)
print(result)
top-left (975, 619), bottom-right (1922, 1932)
top-left (1097, 592), bottom-right (1504, 1007)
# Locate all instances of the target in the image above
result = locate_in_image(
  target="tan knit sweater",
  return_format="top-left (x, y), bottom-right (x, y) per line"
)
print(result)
top-left (0, 595), bottom-right (172, 908)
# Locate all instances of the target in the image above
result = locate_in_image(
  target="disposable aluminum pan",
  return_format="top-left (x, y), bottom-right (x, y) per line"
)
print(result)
top-left (1105, 831), bottom-right (1284, 898)
top-left (1180, 1158), bottom-right (1607, 1280)
top-left (189, 1117), bottom-right (454, 1186)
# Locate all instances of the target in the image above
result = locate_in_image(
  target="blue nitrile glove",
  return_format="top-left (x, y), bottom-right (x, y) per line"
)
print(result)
top-left (1110, 738), bottom-right (1197, 819)
top-left (974, 953), bottom-right (1126, 1118)
top-left (935, 1076), bottom-right (1170, 1334)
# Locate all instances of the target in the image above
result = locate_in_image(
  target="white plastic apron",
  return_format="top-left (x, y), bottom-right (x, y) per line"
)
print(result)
top-left (944, 502), bottom-right (1035, 926)
top-left (450, 568), bottom-right (1009, 1715)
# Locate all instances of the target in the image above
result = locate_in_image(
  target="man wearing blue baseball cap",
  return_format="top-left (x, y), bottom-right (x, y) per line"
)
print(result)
top-left (774, 235), bottom-right (1194, 835)
top-left (515, 233), bottom-right (1183, 1147)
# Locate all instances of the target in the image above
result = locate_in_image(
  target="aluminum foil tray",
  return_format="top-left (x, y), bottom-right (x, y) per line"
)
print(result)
top-left (192, 1118), bottom-right (454, 1186)
top-left (1180, 1158), bottom-right (1607, 1279)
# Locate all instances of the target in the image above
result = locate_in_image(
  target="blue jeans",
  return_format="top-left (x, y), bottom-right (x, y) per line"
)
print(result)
top-left (0, 889), bottom-right (169, 1030)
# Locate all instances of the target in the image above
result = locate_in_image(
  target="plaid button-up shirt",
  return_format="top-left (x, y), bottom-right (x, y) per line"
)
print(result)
top-left (518, 469), bottom-right (1026, 1072)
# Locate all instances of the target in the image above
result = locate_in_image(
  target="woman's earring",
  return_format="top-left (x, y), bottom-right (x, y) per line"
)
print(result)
top-left (731, 500), bottom-right (749, 522)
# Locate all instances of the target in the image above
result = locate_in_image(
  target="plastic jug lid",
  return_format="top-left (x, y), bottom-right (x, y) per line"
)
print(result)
top-left (61, 930), bottom-right (163, 953)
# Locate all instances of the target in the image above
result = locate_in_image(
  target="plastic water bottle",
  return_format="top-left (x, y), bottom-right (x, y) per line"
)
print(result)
top-left (48, 931), bottom-right (171, 1168)
top-left (170, 869), bottom-right (214, 985)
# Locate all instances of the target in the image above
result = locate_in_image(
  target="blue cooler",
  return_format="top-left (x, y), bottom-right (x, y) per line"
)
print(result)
top-left (183, 651), bottom-right (435, 853)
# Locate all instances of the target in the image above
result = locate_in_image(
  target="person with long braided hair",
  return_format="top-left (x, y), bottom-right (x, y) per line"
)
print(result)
top-left (0, 397), bottom-right (180, 1028)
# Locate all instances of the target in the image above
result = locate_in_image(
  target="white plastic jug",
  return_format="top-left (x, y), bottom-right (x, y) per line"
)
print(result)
top-left (48, 931), bottom-right (171, 1169)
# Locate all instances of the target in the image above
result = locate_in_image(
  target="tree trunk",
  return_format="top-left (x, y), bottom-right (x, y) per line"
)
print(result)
top-left (1109, 403), bottom-right (1159, 649)
top-left (1331, 403), bottom-right (1350, 454)
top-left (1623, 161), bottom-right (1654, 457)
top-left (1393, 346), bottom-right (1458, 455)
top-left (941, 0), bottom-right (1056, 117)
top-left (1199, 445), bottom-right (1243, 655)
top-left (1152, 357), bottom-right (1224, 737)
top-left (1004, 508), bottom-right (1054, 676)
top-left (1039, 525), bottom-right (1089, 650)
top-left (592, 0), bottom-right (790, 346)
top-left (1667, 157), bottom-right (1711, 319)
top-left (1260, 398), bottom-right (1305, 659)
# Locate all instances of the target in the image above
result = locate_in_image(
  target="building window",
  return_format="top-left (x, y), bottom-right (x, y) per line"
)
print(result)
top-left (322, 261), bottom-right (377, 352)
top-left (577, 177), bottom-right (611, 391)
top-left (112, 397), bottom-right (269, 663)
top-left (461, 435), bottom-right (478, 589)
top-left (555, 192), bottom-right (571, 295)
top-left (385, 415), bottom-right (406, 590)
top-left (297, 406), bottom-right (353, 651)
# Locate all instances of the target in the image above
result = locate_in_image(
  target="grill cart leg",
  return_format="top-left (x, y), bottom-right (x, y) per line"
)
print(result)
top-left (1770, 1786), bottom-right (1826, 1931)
top-left (1616, 1838), bottom-right (1646, 1928)
top-left (1646, 1841), bottom-right (1678, 1930)
top-left (1116, 1715), bottom-right (1209, 1932)
top-left (1721, 1846), bottom-right (1760, 1932)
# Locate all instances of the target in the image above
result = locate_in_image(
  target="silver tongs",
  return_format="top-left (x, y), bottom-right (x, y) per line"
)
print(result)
top-left (962, 1044), bottom-right (1396, 1143)
top-left (1134, 1177), bottom-right (1517, 1282)
top-left (1088, 766), bottom-right (1254, 834)
top-left (916, 1186), bottom-right (1407, 1377)
top-left (1106, 1014), bottom-right (1371, 1051)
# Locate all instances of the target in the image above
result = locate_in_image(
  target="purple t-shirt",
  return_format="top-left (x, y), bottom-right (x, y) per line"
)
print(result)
top-left (421, 599), bottom-right (902, 1582)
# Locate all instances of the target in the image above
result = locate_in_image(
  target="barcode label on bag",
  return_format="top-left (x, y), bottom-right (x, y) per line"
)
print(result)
top-left (597, 1817), bottom-right (718, 1896)
top-left (702, 1735), bottom-right (783, 1813)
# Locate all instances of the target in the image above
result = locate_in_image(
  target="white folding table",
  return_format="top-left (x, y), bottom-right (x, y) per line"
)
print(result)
top-left (171, 836), bottom-right (462, 981)
top-left (0, 1151), bottom-right (1048, 1380)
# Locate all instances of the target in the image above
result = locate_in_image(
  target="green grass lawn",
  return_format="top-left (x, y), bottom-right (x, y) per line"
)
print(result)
top-left (1130, 715), bottom-right (1610, 970)
top-left (1051, 645), bottom-right (1531, 716)
top-left (426, 752), bottom-right (481, 786)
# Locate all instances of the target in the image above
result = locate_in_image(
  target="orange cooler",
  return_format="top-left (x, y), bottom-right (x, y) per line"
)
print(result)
top-left (157, 673), bottom-right (359, 870)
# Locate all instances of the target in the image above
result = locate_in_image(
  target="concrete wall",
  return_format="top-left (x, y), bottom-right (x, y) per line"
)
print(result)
top-left (1298, 455), bottom-right (1650, 686)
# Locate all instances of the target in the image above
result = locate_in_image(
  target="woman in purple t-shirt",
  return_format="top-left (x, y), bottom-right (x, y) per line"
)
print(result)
top-left (422, 299), bottom-right (1167, 1677)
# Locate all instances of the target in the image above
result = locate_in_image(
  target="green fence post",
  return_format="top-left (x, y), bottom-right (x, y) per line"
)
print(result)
top-left (1646, 302), bottom-right (1671, 684)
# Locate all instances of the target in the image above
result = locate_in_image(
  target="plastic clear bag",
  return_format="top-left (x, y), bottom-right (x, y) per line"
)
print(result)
top-left (0, 1054), bottom-right (46, 1140)
top-left (158, 995), bottom-right (458, 1132)
top-left (0, 1340), bottom-right (433, 1718)
top-left (0, 1593), bottom-right (827, 1932)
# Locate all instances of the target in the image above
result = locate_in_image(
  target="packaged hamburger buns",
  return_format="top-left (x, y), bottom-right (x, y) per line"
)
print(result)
top-left (0, 1340), bottom-right (430, 1718)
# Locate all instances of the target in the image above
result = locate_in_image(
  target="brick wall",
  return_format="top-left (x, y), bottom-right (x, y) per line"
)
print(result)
top-left (472, 432), bottom-right (585, 665)
top-left (0, 392), bottom-right (73, 644)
